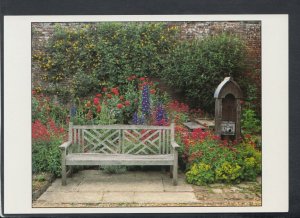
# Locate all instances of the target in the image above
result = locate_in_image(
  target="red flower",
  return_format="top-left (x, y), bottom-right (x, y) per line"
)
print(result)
top-left (119, 95), bottom-right (124, 100)
top-left (139, 77), bottom-right (146, 81)
top-left (96, 93), bottom-right (102, 98)
top-left (102, 87), bottom-right (107, 92)
top-left (107, 94), bottom-right (112, 99)
top-left (150, 89), bottom-right (156, 94)
top-left (32, 90), bottom-right (36, 95)
top-left (124, 100), bottom-right (130, 106)
top-left (117, 103), bottom-right (124, 109)
top-left (97, 105), bottom-right (102, 113)
top-left (111, 87), bottom-right (119, 96)
top-left (93, 97), bottom-right (100, 106)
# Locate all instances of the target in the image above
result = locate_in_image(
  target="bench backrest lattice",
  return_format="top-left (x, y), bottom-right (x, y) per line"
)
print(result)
top-left (70, 123), bottom-right (173, 155)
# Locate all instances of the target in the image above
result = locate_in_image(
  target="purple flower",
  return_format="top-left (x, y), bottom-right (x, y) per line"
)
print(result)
top-left (70, 105), bottom-right (77, 117)
top-left (155, 102), bottom-right (168, 126)
top-left (132, 112), bottom-right (139, 125)
top-left (142, 85), bottom-right (150, 115)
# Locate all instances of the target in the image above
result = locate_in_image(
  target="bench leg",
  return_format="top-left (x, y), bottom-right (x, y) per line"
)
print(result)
top-left (172, 151), bottom-right (178, 186)
top-left (61, 149), bottom-right (67, 186)
top-left (62, 163), bottom-right (67, 186)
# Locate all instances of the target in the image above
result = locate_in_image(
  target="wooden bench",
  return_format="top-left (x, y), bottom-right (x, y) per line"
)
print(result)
top-left (60, 122), bottom-right (180, 185)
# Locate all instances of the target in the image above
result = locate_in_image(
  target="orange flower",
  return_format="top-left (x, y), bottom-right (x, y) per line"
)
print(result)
top-left (85, 101), bottom-right (91, 107)
top-left (97, 105), bottom-right (102, 113)
top-left (150, 89), bottom-right (156, 94)
top-left (107, 94), bottom-right (112, 99)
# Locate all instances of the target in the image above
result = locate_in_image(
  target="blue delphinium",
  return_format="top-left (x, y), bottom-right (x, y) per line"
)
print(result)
top-left (132, 112), bottom-right (139, 125)
top-left (142, 85), bottom-right (150, 116)
top-left (139, 114), bottom-right (145, 125)
top-left (70, 105), bottom-right (77, 117)
top-left (155, 102), bottom-right (168, 126)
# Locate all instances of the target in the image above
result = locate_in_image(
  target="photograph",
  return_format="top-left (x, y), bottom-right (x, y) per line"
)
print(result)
top-left (31, 20), bottom-right (262, 208)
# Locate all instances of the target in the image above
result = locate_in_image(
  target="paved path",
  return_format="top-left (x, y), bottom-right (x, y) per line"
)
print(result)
top-left (33, 169), bottom-right (199, 207)
top-left (33, 169), bottom-right (261, 207)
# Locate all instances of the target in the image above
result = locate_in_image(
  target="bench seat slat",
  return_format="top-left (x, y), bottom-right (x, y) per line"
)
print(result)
top-left (66, 153), bottom-right (174, 166)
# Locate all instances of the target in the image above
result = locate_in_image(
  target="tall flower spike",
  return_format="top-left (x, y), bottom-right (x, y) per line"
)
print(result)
top-left (70, 105), bottom-right (77, 117)
top-left (142, 85), bottom-right (150, 115)
top-left (132, 112), bottom-right (139, 125)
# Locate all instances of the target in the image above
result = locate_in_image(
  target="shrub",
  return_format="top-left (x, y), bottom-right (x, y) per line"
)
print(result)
top-left (33, 22), bottom-right (179, 99)
top-left (32, 92), bottom-right (68, 125)
top-left (215, 161), bottom-right (242, 183)
top-left (186, 162), bottom-right (215, 185)
top-left (32, 120), bottom-right (67, 177)
top-left (241, 108), bottom-right (261, 135)
top-left (161, 33), bottom-right (248, 111)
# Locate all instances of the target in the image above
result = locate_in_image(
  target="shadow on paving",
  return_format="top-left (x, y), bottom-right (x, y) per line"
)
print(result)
top-left (33, 169), bottom-right (261, 207)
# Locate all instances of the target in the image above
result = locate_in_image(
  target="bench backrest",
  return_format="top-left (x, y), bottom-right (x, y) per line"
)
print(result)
top-left (68, 123), bottom-right (175, 155)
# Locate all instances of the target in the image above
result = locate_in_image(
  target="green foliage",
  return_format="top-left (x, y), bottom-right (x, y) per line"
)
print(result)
top-left (241, 108), bottom-right (261, 135)
top-left (32, 94), bottom-right (68, 125)
top-left (101, 165), bottom-right (127, 174)
top-left (215, 161), bottom-right (242, 183)
top-left (33, 22), bottom-right (179, 99)
top-left (183, 131), bottom-right (262, 185)
top-left (186, 162), bottom-right (215, 185)
top-left (161, 33), bottom-right (248, 111)
top-left (32, 139), bottom-right (62, 177)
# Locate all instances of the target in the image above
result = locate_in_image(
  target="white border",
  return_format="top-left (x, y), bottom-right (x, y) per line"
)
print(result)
top-left (3, 15), bottom-right (288, 214)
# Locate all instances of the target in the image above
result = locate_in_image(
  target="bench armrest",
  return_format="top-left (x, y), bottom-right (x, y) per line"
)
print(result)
top-left (171, 141), bottom-right (180, 150)
top-left (59, 141), bottom-right (72, 150)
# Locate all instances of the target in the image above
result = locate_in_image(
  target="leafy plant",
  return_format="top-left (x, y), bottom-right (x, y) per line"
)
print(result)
top-left (186, 162), bottom-right (215, 185)
top-left (101, 165), bottom-right (127, 174)
top-left (215, 161), bottom-right (242, 183)
top-left (241, 108), bottom-right (261, 135)
top-left (161, 33), bottom-right (248, 111)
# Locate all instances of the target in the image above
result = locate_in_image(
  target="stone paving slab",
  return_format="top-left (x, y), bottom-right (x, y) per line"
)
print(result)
top-left (102, 192), bottom-right (134, 203)
top-left (133, 192), bottom-right (199, 204)
top-left (78, 180), bottom-right (165, 192)
top-left (38, 191), bottom-right (103, 203)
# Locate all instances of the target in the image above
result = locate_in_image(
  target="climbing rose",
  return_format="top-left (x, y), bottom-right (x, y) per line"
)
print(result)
top-left (140, 77), bottom-right (146, 81)
top-left (102, 87), bottom-right (107, 92)
top-left (96, 93), bottom-right (102, 98)
top-left (150, 89), bottom-right (156, 94)
top-left (119, 95), bottom-right (124, 100)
